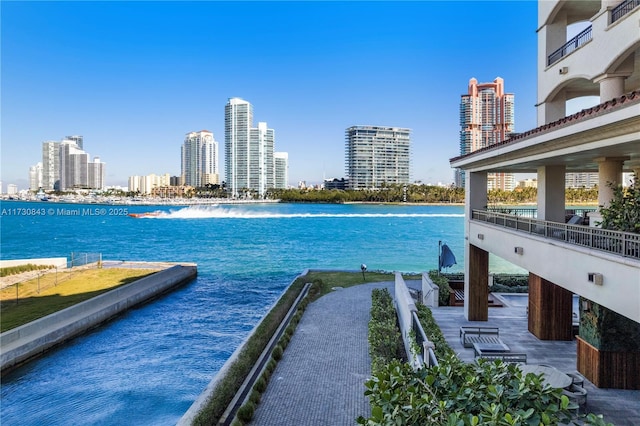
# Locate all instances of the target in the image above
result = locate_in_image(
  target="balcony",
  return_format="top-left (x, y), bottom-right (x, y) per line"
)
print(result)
top-left (472, 209), bottom-right (640, 260)
top-left (547, 26), bottom-right (592, 67)
top-left (611, 0), bottom-right (640, 24)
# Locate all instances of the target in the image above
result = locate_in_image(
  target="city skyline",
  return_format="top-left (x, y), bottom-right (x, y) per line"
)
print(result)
top-left (2, 1), bottom-right (596, 190)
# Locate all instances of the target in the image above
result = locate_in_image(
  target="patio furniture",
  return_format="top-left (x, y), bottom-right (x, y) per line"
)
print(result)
top-left (521, 365), bottom-right (572, 388)
top-left (472, 340), bottom-right (511, 358)
top-left (476, 352), bottom-right (527, 364)
top-left (562, 384), bottom-right (588, 414)
top-left (459, 326), bottom-right (500, 348)
top-left (566, 371), bottom-right (585, 388)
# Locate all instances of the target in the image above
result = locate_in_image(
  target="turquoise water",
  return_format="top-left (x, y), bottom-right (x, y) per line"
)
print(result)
top-left (0, 201), bottom-right (516, 425)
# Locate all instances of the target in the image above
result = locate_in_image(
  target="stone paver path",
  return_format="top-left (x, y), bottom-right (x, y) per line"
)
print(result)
top-left (250, 282), bottom-right (393, 425)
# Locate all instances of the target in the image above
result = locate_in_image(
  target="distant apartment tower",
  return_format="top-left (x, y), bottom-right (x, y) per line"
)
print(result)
top-left (345, 125), bottom-right (411, 190)
top-left (458, 77), bottom-right (515, 190)
top-left (42, 141), bottom-right (60, 190)
top-left (129, 173), bottom-right (171, 195)
top-left (181, 130), bottom-right (219, 187)
top-left (274, 152), bottom-right (289, 189)
top-left (225, 98), bottom-right (281, 197)
top-left (59, 139), bottom-right (89, 190)
top-left (565, 172), bottom-right (598, 188)
top-left (29, 162), bottom-right (43, 191)
top-left (88, 157), bottom-right (106, 190)
top-left (65, 135), bottom-right (83, 150)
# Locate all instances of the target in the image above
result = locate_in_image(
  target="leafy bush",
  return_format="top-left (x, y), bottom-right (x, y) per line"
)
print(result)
top-left (369, 288), bottom-right (404, 373)
top-left (236, 402), bottom-right (255, 423)
top-left (358, 357), bottom-right (575, 426)
top-left (599, 175), bottom-right (640, 233)
top-left (415, 304), bottom-right (455, 360)
top-left (428, 271), bottom-right (451, 306)
top-left (272, 344), bottom-right (283, 361)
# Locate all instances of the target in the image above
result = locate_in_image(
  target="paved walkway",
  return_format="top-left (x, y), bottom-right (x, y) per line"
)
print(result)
top-left (250, 281), bottom-right (640, 426)
top-left (250, 282), bottom-right (394, 425)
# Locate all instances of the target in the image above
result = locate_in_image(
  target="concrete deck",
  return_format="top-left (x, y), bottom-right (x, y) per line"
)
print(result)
top-left (251, 281), bottom-right (640, 426)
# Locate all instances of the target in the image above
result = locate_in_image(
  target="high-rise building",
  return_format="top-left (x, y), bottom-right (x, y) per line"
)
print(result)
top-left (458, 77), bottom-right (515, 189)
top-left (181, 130), bottom-right (219, 187)
top-left (42, 141), bottom-right (60, 190)
top-left (65, 135), bottom-right (83, 150)
top-left (274, 152), bottom-right (289, 189)
top-left (59, 139), bottom-right (89, 190)
top-left (88, 157), bottom-right (106, 190)
top-left (225, 98), bottom-right (281, 197)
top-left (345, 125), bottom-right (411, 190)
top-left (29, 162), bottom-right (43, 191)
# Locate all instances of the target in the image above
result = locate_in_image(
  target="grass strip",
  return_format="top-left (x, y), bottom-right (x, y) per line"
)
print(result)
top-left (0, 268), bottom-right (157, 332)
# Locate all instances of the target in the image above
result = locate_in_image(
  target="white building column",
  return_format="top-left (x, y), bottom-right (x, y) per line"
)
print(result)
top-left (589, 157), bottom-right (627, 227)
top-left (595, 74), bottom-right (627, 103)
top-left (537, 165), bottom-right (566, 222)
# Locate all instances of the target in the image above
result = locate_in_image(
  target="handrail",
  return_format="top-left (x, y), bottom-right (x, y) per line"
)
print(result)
top-left (488, 207), bottom-right (596, 219)
top-left (411, 311), bottom-right (438, 368)
top-left (472, 209), bottom-right (640, 260)
top-left (547, 26), bottom-right (592, 66)
top-left (611, 0), bottom-right (640, 24)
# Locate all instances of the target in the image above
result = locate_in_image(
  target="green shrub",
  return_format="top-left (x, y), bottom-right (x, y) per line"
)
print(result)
top-left (253, 376), bottom-right (266, 393)
top-left (249, 389), bottom-right (261, 404)
top-left (358, 357), bottom-right (575, 426)
top-left (236, 402), bottom-right (255, 423)
top-left (369, 288), bottom-right (403, 373)
top-left (428, 270), bottom-right (451, 306)
top-left (272, 344), bottom-right (283, 361)
top-left (266, 358), bottom-right (277, 373)
top-left (0, 263), bottom-right (55, 277)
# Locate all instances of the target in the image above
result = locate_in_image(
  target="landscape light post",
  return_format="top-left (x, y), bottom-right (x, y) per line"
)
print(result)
top-left (361, 264), bottom-right (367, 281)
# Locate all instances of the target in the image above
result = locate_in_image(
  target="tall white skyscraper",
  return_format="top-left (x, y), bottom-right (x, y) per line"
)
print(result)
top-left (225, 98), bottom-right (279, 197)
top-left (274, 152), bottom-right (289, 189)
top-left (29, 162), bottom-right (43, 191)
top-left (42, 141), bottom-right (60, 190)
top-left (181, 130), bottom-right (219, 187)
top-left (88, 157), bottom-right (106, 190)
top-left (59, 139), bottom-right (89, 190)
top-left (345, 125), bottom-right (411, 190)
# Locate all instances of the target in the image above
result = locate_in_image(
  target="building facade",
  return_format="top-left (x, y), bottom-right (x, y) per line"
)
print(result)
top-left (345, 125), bottom-right (411, 190)
top-left (458, 77), bottom-right (515, 190)
top-left (181, 130), bottom-right (219, 187)
top-left (274, 152), bottom-right (289, 189)
top-left (42, 141), bottom-right (60, 190)
top-left (451, 0), bottom-right (640, 389)
top-left (225, 98), bottom-right (283, 197)
top-left (29, 162), bottom-right (43, 191)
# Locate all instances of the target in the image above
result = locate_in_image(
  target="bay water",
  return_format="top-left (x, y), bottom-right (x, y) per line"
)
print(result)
top-left (0, 201), bottom-right (517, 425)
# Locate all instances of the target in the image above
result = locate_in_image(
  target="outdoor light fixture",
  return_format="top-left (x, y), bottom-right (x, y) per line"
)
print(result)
top-left (361, 264), bottom-right (367, 281)
top-left (477, 233), bottom-right (484, 240)
top-left (588, 272), bottom-right (603, 286)
top-left (514, 247), bottom-right (524, 255)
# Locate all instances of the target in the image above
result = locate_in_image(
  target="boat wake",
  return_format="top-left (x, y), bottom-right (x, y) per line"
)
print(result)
top-left (136, 205), bottom-right (464, 219)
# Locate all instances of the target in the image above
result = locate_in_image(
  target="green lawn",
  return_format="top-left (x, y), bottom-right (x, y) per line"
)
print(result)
top-left (0, 268), bottom-right (157, 332)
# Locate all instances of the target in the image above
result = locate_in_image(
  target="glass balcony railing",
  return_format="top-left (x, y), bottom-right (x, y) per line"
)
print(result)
top-left (472, 209), bottom-right (640, 260)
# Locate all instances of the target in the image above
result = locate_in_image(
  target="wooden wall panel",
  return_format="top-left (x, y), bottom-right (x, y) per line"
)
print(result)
top-left (528, 273), bottom-right (573, 340)
top-left (468, 244), bottom-right (488, 321)
top-left (577, 337), bottom-right (640, 389)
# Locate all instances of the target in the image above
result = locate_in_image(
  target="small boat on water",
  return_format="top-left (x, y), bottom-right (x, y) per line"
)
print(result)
top-left (128, 211), bottom-right (161, 218)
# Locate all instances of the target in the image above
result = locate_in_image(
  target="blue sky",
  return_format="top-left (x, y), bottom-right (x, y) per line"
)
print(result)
top-left (2, 0), bottom-right (544, 190)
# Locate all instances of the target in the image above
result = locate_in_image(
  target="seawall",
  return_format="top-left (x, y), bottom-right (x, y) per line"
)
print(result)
top-left (0, 263), bottom-right (197, 375)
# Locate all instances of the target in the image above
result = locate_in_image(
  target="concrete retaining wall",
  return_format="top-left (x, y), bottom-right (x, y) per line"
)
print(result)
top-left (0, 264), bottom-right (197, 375)
top-left (0, 257), bottom-right (68, 269)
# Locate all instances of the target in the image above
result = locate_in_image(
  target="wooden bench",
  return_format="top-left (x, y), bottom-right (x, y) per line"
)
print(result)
top-left (477, 353), bottom-right (527, 364)
top-left (459, 326), bottom-right (500, 348)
